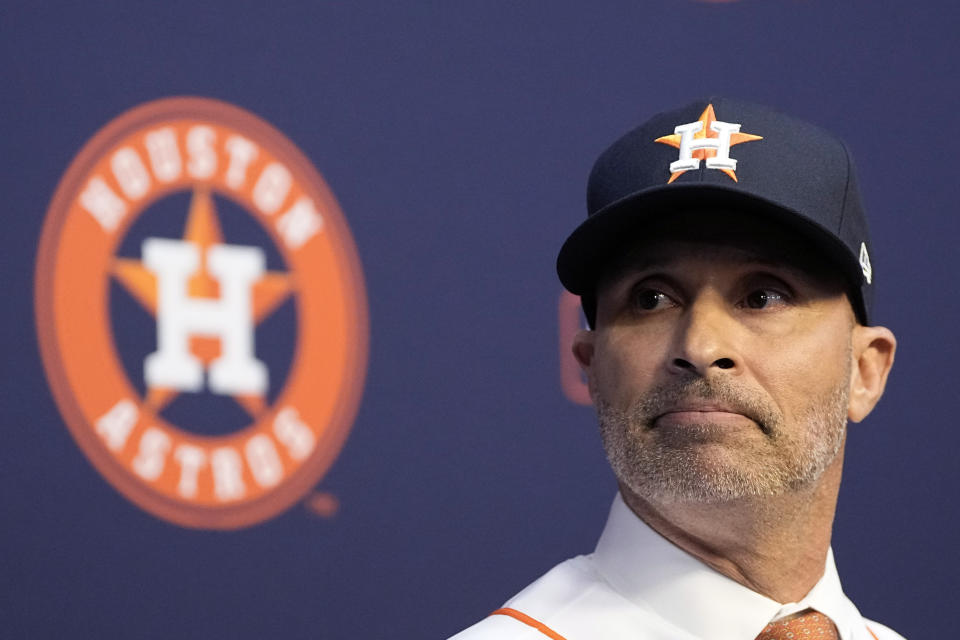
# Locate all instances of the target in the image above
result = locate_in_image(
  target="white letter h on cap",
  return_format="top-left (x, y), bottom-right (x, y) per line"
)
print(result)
top-left (143, 238), bottom-right (268, 396)
top-left (670, 119), bottom-right (743, 173)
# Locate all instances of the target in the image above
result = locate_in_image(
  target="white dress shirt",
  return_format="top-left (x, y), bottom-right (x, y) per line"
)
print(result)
top-left (450, 494), bottom-right (905, 640)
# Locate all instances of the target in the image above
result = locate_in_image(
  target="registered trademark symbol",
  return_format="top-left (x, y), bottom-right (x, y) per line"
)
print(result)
top-left (304, 491), bottom-right (339, 518)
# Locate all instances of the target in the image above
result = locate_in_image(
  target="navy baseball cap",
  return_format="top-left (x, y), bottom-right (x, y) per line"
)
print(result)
top-left (557, 97), bottom-right (874, 326)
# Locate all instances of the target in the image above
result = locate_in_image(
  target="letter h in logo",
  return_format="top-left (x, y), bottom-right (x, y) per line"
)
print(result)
top-left (669, 119), bottom-right (744, 173)
top-left (143, 238), bottom-right (268, 396)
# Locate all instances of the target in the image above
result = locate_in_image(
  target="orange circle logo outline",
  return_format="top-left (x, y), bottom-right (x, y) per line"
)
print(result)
top-left (35, 97), bottom-right (369, 529)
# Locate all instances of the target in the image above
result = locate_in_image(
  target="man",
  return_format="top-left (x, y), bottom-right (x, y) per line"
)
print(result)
top-left (450, 98), bottom-right (903, 640)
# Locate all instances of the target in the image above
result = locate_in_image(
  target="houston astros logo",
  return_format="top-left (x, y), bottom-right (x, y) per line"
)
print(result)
top-left (655, 104), bottom-right (762, 183)
top-left (35, 97), bottom-right (369, 529)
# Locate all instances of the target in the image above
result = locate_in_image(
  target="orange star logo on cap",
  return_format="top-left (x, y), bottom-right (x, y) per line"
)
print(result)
top-left (655, 104), bottom-right (762, 183)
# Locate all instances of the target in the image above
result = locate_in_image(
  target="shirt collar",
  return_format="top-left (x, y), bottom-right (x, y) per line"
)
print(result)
top-left (592, 493), bottom-right (865, 640)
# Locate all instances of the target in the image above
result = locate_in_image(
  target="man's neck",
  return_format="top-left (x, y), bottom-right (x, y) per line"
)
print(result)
top-left (619, 451), bottom-right (843, 604)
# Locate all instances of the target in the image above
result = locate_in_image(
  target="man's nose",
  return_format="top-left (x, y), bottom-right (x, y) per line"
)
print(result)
top-left (667, 294), bottom-right (740, 376)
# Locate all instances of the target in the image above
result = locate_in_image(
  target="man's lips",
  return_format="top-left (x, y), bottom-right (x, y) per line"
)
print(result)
top-left (653, 404), bottom-right (755, 429)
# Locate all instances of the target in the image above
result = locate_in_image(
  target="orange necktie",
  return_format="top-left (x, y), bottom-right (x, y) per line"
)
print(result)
top-left (755, 609), bottom-right (839, 639)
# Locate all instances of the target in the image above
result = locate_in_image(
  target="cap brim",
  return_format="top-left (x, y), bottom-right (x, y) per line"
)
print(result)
top-left (557, 183), bottom-right (866, 312)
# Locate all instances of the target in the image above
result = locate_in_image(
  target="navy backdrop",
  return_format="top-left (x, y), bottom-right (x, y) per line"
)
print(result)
top-left (2, 2), bottom-right (957, 638)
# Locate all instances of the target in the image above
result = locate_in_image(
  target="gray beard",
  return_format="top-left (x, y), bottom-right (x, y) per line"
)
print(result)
top-left (594, 374), bottom-right (849, 504)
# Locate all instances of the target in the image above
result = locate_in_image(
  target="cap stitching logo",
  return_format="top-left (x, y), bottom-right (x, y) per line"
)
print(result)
top-left (654, 104), bottom-right (762, 183)
top-left (859, 242), bottom-right (872, 284)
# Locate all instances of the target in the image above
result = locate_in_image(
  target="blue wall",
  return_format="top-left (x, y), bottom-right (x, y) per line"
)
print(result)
top-left (3, 2), bottom-right (956, 637)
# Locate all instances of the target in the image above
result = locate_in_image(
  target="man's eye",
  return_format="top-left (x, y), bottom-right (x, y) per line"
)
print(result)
top-left (631, 289), bottom-right (672, 311)
top-left (744, 289), bottom-right (787, 309)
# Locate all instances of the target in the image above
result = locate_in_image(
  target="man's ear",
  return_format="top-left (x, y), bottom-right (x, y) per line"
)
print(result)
top-left (848, 325), bottom-right (897, 423)
top-left (572, 329), bottom-right (595, 370)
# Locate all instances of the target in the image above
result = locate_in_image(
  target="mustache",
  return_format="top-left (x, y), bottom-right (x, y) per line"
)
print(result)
top-left (629, 377), bottom-right (777, 434)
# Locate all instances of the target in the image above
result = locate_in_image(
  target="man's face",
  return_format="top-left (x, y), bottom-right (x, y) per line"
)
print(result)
top-left (577, 216), bottom-right (857, 503)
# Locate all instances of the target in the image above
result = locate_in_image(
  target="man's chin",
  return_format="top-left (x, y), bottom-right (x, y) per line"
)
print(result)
top-left (618, 454), bottom-right (790, 503)
top-left (649, 422), bottom-right (768, 450)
